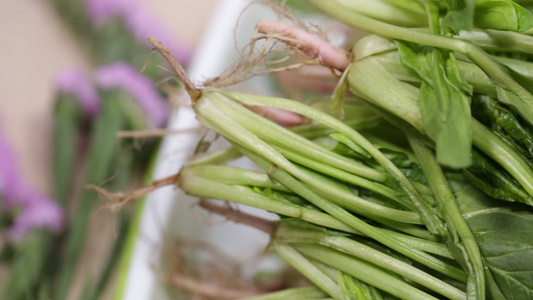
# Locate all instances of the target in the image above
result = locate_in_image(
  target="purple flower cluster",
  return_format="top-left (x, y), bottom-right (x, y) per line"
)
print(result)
top-left (96, 62), bottom-right (169, 127)
top-left (86, 0), bottom-right (191, 64)
top-left (55, 69), bottom-right (101, 117)
top-left (0, 127), bottom-right (63, 241)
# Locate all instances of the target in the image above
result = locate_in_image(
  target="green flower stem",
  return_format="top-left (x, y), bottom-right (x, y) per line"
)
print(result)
top-left (294, 244), bottom-right (440, 300)
top-left (276, 225), bottom-right (466, 300)
top-left (309, 0), bottom-right (533, 125)
top-left (179, 169), bottom-right (358, 234)
top-left (220, 91), bottom-right (445, 235)
top-left (409, 135), bottom-right (486, 300)
top-left (239, 286), bottom-right (327, 300)
top-left (113, 150), bottom-right (159, 300)
top-left (203, 93), bottom-right (421, 224)
top-left (81, 151), bottom-right (134, 300)
top-left (55, 99), bottom-right (126, 300)
top-left (53, 95), bottom-right (81, 206)
top-left (233, 145), bottom-right (466, 282)
top-left (273, 243), bottom-right (344, 300)
top-left (1, 233), bottom-right (53, 300)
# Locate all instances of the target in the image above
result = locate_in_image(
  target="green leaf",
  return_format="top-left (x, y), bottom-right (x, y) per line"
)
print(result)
top-left (475, 0), bottom-right (533, 31)
top-left (441, 0), bottom-right (476, 32)
top-left (397, 41), bottom-right (473, 168)
top-left (423, 50), bottom-right (473, 168)
top-left (472, 94), bottom-right (533, 161)
top-left (329, 66), bottom-right (350, 119)
top-left (464, 149), bottom-right (533, 205)
top-left (457, 185), bottom-right (533, 299)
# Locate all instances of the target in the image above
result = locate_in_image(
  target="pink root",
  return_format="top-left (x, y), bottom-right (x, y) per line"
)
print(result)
top-left (256, 19), bottom-right (350, 71)
top-left (246, 105), bottom-right (307, 127)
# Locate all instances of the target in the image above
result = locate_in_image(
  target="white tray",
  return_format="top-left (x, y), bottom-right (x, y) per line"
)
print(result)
top-left (120, 1), bottom-right (280, 299)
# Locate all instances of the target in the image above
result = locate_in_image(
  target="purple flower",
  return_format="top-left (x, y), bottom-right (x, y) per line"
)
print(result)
top-left (85, 0), bottom-right (191, 63)
top-left (96, 62), bottom-right (168, 127)
top-left (86, 0), bottom-right (128, 25)
top-left (55, 69), bottom-right (101, 117)
top-left (123, 4), bottom-right (191, 64)
top-left (6, 193), bottom-right (63, 241)
top-left (0, 126), bottom-right (64, 241)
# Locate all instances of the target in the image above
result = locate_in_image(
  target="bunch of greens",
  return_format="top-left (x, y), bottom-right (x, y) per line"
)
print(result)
top-left (170, 86), bottom-right (532, 299)
top-left (136, 1), bottom-right (533, 299)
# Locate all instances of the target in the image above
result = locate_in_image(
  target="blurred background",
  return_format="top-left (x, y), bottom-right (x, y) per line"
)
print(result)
top-left (0, 0), bottom-right (218, 299)
top-left (0, 0), bottom-right (216, 203)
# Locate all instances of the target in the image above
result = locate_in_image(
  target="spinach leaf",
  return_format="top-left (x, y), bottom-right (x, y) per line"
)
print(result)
top-left (456, 185), bottom-right (533, 299)
top-left (472, 94), bottom-right (533, 161)
top-left (474, 0), bottom-right (533, 31)
top-left (441, 0), bottom-right (475, 32)
top-left (464, 149), bottom-right (533, 205)
top-left (397, 41), bottom-right (473, 168)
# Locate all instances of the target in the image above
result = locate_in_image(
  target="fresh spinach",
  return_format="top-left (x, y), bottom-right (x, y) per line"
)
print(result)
top-left (457, 184), bottom-right (533, 299)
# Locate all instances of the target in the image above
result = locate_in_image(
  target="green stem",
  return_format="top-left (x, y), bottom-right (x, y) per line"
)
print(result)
top-left (295, 244), bottom-right (440, 300)
top-left (472, 119), bottom-right (533, 203)
top-left (55, 99), bottom-right (126, 300)
top-left (187, 146), bottom-right (242, 166)
top-left (276, 225), bottom-right (466, 300)
top-left (373, 217), bottom-right (437, 240)
top-left (291, 116), bottom-right (382, 140)
top-left (184, 165), bottom-right (451, 258)
top-left (383, 229), bottom-right (453, 259)
top-left (458, 29), bottom-right (533, 55)
top-left (194, 94), bottom-right (465, 280)
top-left (53, 95), bottom-right (81, 206)
top-left (221, 91), bottom-right (445, 235)
top-left (179, 169), bottom-right (358, 234)
top-left (279, 148), bottom-right (408, 208)
top-left (409, 135), bottom-right (485, 300)
top-left (274, 243), bottom-right (344, 300)
top-left (210, 92), bottom-right (386, 183)
top-left (186, 165), bottom-right (291, 192)
top-left (198, 93), bottom-right (422, 224)
top-left (234, 145), bottom-right (466, 282)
